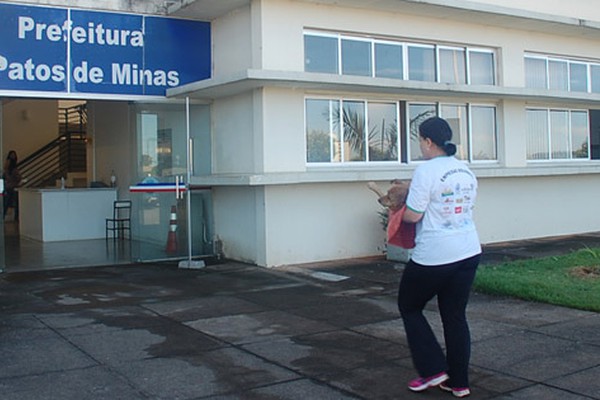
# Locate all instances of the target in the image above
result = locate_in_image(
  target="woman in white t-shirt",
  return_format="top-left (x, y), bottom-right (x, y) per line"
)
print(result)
top-left (398, 117), bottom-right (481, 398)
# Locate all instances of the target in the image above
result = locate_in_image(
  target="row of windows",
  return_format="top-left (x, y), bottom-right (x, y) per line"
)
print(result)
top-left (304, 31), bottom-right (496, 85)
top-left (526, 108), bottom-right (590, 161)
top-left (302, 31), bottom-right (596, 166)
top-left (525, 55), bottom-right (600, 94)
top-left (304, 31), bottom-right (600, 96)
top-left (305, 98), bottom-right (498, 164)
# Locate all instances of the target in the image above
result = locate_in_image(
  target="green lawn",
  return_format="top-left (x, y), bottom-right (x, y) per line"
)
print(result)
top-left (474, 247), bottom-right (600, 312)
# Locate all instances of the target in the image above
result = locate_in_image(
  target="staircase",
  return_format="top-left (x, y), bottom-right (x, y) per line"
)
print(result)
top-left (18, 104), bottom-right (87, 188)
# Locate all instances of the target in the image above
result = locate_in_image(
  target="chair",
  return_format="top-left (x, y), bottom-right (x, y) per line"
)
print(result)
top-left (105, 200), bottom-right (132, 240)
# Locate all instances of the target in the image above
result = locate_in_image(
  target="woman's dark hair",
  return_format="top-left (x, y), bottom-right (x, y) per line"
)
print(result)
top-left (6, 158), bottom-right (17, 171)
top-left (419, 117), bottom-right (457, 156)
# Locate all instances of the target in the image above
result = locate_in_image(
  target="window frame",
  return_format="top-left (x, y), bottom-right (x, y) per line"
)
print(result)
top-left (437, 45), bottom-right (467, 85)
top-left (303, 30), bottom-right (496, 86)
top-left (525, 53), bottom-right (599, 94)
top-left (526, 107), bottom-right (591, 162)
top-left (407, 101), bottom-right (498, 164)
top-left (305, 96), bottom-right (401, 165)
top-left (467, 48), bottom-right (496, 85)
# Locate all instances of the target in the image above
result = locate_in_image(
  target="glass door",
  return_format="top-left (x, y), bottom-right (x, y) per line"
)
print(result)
top-left (0, 99), bottom-right (4, 272)
top-left (130, 101), bottom-right (212, 263)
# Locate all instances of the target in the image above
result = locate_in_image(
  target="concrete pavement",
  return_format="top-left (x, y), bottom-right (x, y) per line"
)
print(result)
top-left (0, 235), bottom-right (599, 399)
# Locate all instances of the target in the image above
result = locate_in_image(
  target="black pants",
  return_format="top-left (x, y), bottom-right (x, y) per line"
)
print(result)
top-left (3, 190), bottom-right (18, 221)
top-left (397, 254), bottom-right (480, 388)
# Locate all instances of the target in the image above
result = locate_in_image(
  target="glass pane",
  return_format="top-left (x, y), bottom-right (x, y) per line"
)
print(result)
top-left (341, 101), bottom-right (366, 161)
top-left (525, 57), bottom-right (547, 89)
top-left (375, 42), bottom-right (403, 79)
top-left (133, 102), bottom-right (191, 260)
top-left (408, 45), bottom-right (435, 82)
top-left (306, 99), bottom-right (332, 163)
top-left (341, 39), bottom-right (372, 76)
top-left (439, 48), bottom-right (466, 84)
top-left (367, 102), bottom-right (398, 161)
top-left (408, 103), bottom-right (437, 161)
top-left (571, 111), bottom-right (589, 159)
top-left (471, 106), bottom-right (497, 160)
top-left (526, 109), bottom-right (549, 160)
top-left (190, 104), bottom-right (211, 176)
top-left (592, 65), bottom-right (600, 93)
top-left (332, 100), bottom-right (341, 162)
top-left (549, 60), bottom-right (568, 91)
top-left (0, 101), bottom-right (3, 271)
top-left (569, 63), bottom-right (588, 92)
top-left (440, 104), bottom-right (468, 161)
top-left (469, 51), bottom-right (495, 85)
top-left (304, 34), bottom-right (339, 74)
top-left (550, 110), bottom-right (569, 159)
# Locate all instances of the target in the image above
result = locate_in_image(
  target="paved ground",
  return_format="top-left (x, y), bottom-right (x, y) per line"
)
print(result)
top-left (0, 234), bottom-right (599, 399)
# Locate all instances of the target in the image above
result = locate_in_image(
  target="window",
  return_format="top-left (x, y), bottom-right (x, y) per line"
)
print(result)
top-left (526, 109), bottom-right (549, 160)
top-left (368, 102), bottom-right (399, 161)
top-left (341, 38), bottom-right (372, 76)
top-left (525, 57), bottom-right (547, 89)
top-left (526, 108), bottom-right (590, 161)
top-left (408, 44), bottom-right (436, 82)
top-left (440, 104), bottom-right (468, 160)
top-left (439, 47), bottom-right (466, 84)
top-left (469, 50), bottom-right (495, 85)
top-left (470, 106), bottom-right (497, 160)
top-left (569, 62), bottom-right (588, 92)
top-left (304, 31), bottom-right (496, 86)
top-left (308, 98), bottom-right (496, 165)
top-left (306, 98), bottom-right (399, 164)
top-left (304, 34), bottom-right (339, 74)
top-left (408, 103), bottom-right (437, 161)
top-left (375, 42), bottom-right (403, 79)
top-left (409, 103), bottom-right (497, 162)
top-left (525, 54), bottom-right (596, 93)
top-left (571, 111), bottom-right (590, 159)
top-left (592, 65), bottom-right (600, 93)
top-left (549, 60), bottom-right (568, 91)
top-left (306, 99), bottom-right (334, 162)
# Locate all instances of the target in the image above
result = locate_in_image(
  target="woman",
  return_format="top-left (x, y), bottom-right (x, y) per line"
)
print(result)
top-left (3, 150), bottom-right (22, 221)
top-left (398, 117), bottom-right (481, 398)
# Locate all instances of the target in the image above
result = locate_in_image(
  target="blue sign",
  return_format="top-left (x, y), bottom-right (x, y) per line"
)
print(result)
top-left (0, 2), bottom-right (211, 96)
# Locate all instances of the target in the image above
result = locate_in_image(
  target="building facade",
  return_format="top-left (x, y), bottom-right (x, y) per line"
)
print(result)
top-left (3, 0), bottom-right (600, 267)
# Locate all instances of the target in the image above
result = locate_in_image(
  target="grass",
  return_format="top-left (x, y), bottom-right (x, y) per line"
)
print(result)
top-left (474, 247), bottom-right (600, 312)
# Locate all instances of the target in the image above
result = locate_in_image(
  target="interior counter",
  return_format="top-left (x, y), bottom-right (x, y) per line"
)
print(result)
top-left (19, 188), bottom-right (118, 242)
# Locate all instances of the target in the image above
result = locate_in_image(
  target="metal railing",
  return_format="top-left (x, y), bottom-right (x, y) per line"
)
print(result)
top-left (18, 104), bottom-right (87, 188)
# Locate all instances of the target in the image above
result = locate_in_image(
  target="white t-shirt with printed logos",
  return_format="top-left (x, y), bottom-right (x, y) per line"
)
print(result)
top-left (406, 156), bottom-right (481, 266)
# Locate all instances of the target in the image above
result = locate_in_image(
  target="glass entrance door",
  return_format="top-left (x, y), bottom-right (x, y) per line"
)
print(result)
top-left (131, 101), bottom-right (212, 262)
top-left (0, 99), bottom-right (4, 272)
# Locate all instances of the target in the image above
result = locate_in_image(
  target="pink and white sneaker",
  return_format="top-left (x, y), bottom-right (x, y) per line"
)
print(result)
top-left (439, 382), bottom-right (471, 398)
top-left (407, 371), bottom-right (449, 392)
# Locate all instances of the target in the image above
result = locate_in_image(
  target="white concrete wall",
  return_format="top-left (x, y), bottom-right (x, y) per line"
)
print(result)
top-left (212, 5), bottom-right (253, 76)
top-left (262, 182), bottom-right (385, 266)
top-left (2, 99), bottom-right (58, 164)
top-left (261, 87), bottom-right (306, 172)
top-left (212, 92), bottom-right (257, 174)
top-left (87, 101), bottom-right (132, 196)
top-left (470, 0), bottom-right (600, 21)
top-left (476, 175), bottom-right (600, 243)
top-left (212, 186), bottom-right (263, 264)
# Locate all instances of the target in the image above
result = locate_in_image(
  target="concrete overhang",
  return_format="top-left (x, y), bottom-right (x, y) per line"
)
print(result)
top-left (167, 69), bottom-right (600, 106)
top-left (168, 0), bottom-right (600, 38)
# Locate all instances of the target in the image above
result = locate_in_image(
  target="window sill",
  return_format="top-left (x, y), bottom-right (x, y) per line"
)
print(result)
top-left (189, 162), bottom-right (600, 187)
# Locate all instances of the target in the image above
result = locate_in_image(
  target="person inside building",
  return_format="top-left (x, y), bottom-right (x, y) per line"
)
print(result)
top-left (398, 117), bottom-right (481, 398)
top-left (3, 150), bottom-right (22, 221)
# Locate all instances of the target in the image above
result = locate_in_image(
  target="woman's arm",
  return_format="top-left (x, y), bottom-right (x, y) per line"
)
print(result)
top-left (402, 207), bottom-right (423, 224)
